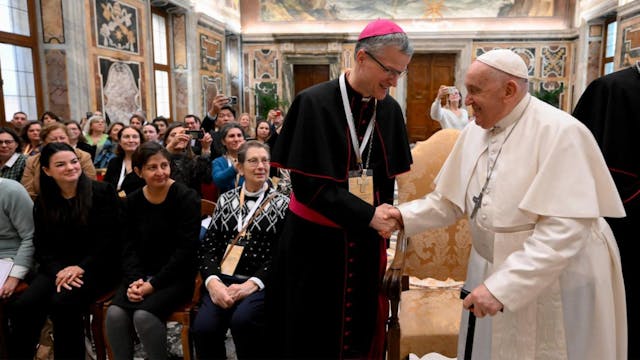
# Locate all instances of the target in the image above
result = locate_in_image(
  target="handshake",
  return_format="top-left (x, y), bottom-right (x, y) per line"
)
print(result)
top-left (370, 203), bottom-right (403, 238)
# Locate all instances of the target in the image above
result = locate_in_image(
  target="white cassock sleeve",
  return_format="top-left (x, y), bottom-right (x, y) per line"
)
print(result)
top-left (484, 216), bottom-right (593, 311)
top-left (398, 190), bottom-right (464, 237)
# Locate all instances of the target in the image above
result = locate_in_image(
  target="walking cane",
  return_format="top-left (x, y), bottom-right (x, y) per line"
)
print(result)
top-left (460, 288), bottom-right (475, 360)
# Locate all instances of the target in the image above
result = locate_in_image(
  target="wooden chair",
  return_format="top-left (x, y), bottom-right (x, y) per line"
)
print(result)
top-left (383, 129), bottom-right (472, 360)
top-left (201, 198), bottom-right (216, 219)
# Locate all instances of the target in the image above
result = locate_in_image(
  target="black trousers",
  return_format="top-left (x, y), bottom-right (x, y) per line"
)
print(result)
top-left (6, 271), bottom-right (114, 360)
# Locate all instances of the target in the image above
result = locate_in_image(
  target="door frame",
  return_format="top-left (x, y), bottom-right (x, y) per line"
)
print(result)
top-left (399, 39), bottom-right (473, 124)
top-left (282, 54), bottom-right (341, 109)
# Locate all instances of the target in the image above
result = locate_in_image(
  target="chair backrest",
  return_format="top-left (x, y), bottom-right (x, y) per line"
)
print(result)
top-left (200, 199), bottom-right (216, 217)
top-left (397, 129), bottom-right (471, 281)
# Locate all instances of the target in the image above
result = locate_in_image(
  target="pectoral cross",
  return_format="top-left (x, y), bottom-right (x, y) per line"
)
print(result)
top-left (357, 174), bottom-right (370, 193)
top-left (239, 231), bottom-right (251, 240)
top-left (470, 192), bottom-right (483, 220)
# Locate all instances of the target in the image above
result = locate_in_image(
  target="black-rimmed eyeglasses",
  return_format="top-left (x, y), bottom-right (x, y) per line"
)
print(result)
top-left (364, 51), bottom-right (408, 78)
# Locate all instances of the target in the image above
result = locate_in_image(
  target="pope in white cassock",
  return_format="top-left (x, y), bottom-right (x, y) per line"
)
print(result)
top-left (385, 49), bottom-right (627, 360)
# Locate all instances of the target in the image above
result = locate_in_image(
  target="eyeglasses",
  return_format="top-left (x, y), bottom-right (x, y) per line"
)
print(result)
top-left (364, 51), bottom-right (408, 78)
top-left (0, 140), bottom-right (16, 145)
top-left (246, 158), bottom-right (270, 167)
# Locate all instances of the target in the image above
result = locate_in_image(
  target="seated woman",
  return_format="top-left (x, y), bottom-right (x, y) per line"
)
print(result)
top-left (105, 142), bottom-right (200, 360)
top-left (7, 142), bottom-right (120, 359)
top-left (65, 120), bottom-right (96, 160)
top-left (0, 178), bottom-right (34, 299)
top-left (212, 122), bottom-right (246, 193)
top-left (238, 112), bottom-right (255, 139)
top-left (21, 123), bottom-right (96, 197)
top-left (104, 126), bottom-right (145, 197)
top-left (84, 115), bottom-right (109, 155)
top-left (430, 85), bottom-right (468, 130)
top-left (142, 123), bottom-right (160, 143)
top-left (254, 119), bottom-right (271, 144)
top-left (0, 127), bottom-right (28, 181)
top-left (164, 122), bottom-right (214, 197)
top-left (20, 121), bottom-right (42, 157)
top-left (193, 140), bottom-right (290, 359)
top-left (95, 121), bottom-right (125, 169)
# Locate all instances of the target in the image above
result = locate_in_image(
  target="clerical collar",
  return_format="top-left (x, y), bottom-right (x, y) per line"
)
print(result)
top-left (344, 72), bottom-right (370, 103)
top-left (491, 93), bottom-right (531, 131)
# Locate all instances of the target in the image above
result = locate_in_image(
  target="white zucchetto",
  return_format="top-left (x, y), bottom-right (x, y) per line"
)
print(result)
top-left (476, 49), bottom-right (529, 79)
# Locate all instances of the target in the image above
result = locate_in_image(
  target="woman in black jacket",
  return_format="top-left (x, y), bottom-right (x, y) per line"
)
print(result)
top-left (103, 126), bottom-right (145, 197)
top-left (7, 142), bottom-right (121, 359)
top-left (105, 142), bottom-right (200, 360)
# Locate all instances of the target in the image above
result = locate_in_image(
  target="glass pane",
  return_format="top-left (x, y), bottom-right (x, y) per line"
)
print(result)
top-left (604, 61), bottom-right (614, 75)
top-left (605, 21), bottom-right (617, 58)
top-left (152, 13), bottom-right (168, 65)
top-left (0, 0), bottom-right (30, 36)
top-left (155, 70), bottom-right (170, 118)
top-left (1, 43), bottom-right (37, 122)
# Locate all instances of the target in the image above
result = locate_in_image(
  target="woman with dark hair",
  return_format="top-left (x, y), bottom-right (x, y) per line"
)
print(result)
top-left (254, 119), bottom-right (271, 144)
top-left (105, 141), bottom-right (199, 360)
top-left (152, 117), bottom-right (169, 144)
top-left (65, 120), bottom-right (97, 160)
top-left (212, 122), bottom-right (246, 193)
top-left (21, 123), bottom-right (97, 197)
top-left (104, 126), bottom-right (145, 197)
top-left (40, 111), bottom-right (61, 126)
top-left (129, 114), bottom-right (145, 130)
top-left (193, 141), bottom-right (289, 359)
top-left (21, 120), bottom-right (42, 156)
top-left (0, 127), bottom-right (27, 181)
top-left (95, 121), bottom-right (125, 169)
top-left (142, 123), bottom-right (160, 143)
top-left (6, 142), bottom-right (121, 359)
top-left (163, 122), bottom-right (214, 196)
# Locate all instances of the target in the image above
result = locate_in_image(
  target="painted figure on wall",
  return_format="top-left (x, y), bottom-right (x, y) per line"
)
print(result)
top-left (96, 0), bottom-right (139, 54)
top-left (101, 61), bottom-right (141, 126)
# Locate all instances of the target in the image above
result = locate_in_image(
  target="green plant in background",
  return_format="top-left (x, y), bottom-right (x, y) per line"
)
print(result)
top-left (255, 83), bottom-right (289, 119)
top-left (533, 82), bottom-right (564, 108)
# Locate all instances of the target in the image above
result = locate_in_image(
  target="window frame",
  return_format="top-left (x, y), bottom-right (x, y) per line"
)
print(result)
top-left (151, 8), bottom-right (173, 121)
top-left (601, 16), bottom-right (617, 76)
top-left (0, 0), bottom-right (43, 126)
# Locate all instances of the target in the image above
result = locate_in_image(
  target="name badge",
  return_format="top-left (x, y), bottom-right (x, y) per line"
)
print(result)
top-left (221, 244), bottom-right (244, 276)
top-left (348, 169), bottom-right (374, 205)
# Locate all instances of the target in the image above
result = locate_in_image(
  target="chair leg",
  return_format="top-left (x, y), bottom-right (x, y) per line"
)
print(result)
top-left (180, 318), bottom-right (191, 360)
top-left (91, 304), bottom-right (107, 360)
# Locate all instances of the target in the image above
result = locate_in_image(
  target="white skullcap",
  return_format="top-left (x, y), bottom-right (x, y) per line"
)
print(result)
top-left (476, 49), bottom-right (529, 79)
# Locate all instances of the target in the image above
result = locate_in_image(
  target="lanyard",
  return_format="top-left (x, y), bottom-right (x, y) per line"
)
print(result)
top-left (237, 184), bottom-right (266, 234)
top-left (339, 73), bottom-right (376, 168)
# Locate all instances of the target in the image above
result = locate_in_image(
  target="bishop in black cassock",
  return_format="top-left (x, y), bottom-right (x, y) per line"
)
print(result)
top-left (572, 64), bottom-right (640, 359)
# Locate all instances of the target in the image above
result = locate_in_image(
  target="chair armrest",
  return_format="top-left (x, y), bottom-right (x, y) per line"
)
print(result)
top-left (383, 231), bottom-right (408, 360)
top-left (383, 230), bottom-right (408, 302)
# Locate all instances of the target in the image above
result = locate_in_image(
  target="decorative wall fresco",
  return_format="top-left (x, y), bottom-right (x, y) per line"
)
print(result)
top-left (41, 0), bottom-right (65, 44)
top-left (200, 33), bottom-right (222, 73)
top-left (618, 14), bottom-right (640, 68)
top-left (98, 57), bottom-right (141, 125)
top-left (473, 42), bottom-right (572, 110)
top-left (254, 49), bottom-right (278, 80)
top-left (260, 0), bottom-right (560, 21)
top-left (95, 0), bottom-right (139, 54)
top-left (173, 14), bottom-right (187, 69)
top-left (44, 50), bottom-right (70, 120)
